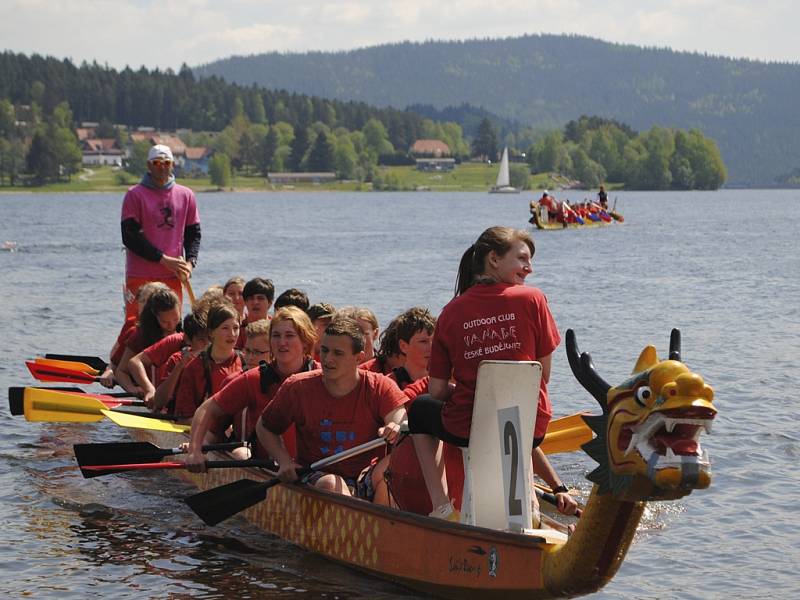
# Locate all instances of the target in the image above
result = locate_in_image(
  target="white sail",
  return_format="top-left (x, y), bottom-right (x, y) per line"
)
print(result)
top-left (495, 147), bottom-right (511, 188)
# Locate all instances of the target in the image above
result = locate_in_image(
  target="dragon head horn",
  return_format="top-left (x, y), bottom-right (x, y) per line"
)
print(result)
top-left (566, 329), bottom-right (611, 411)
top-left (669, 328), bottom-right (681, 361)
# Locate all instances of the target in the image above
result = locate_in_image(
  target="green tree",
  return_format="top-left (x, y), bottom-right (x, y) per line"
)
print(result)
top-left (307, 130), bottom-right (334, 172)
top-left (26, 130), bottom-right (58, 184)
top-left (571, 147), bottom-right (606, 188)
top-left (333, 135), bottom-right (358, 179)
top-left (208, 153), bottom-right (232, 187)
top-left (362, 118), bottom-right (394, 156)
top-left (256, 126), bottom-right (279, 177)
top-left (638, 127), bottom-right (674, 189)
top-left (288, 122), bottom-right (309, 171)
top-left (125, 140), bottom-right (151, 175)
top-left (0, 99), bottom-right (15, 137)
top-left (472, 117), bottom-right (497, 160)
top-left (509, 163), bottom-right (531, 190)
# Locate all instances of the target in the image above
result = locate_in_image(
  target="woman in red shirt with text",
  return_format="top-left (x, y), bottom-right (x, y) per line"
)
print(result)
top-left (182, 306), bottom-right (319, 465)
top-left (409, 226), bottom-right (577, 523)
top-left (174, 301), bottom-right (243, 419)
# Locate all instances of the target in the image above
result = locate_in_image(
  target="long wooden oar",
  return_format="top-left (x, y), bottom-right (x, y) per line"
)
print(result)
top-left (78, 458), bottom-right (276, 479)
top-left (45, 353), bottom-right (108, 372)
top-left (182, 276), bottom-right (196, 306)
top-left (74, 441), bottom-right (247, 468)
top-left (540, 413), bottom-right (594, 455)
top-left (26, 361), bottom-right (102, 384)
top-left (34, 357), bottom-right (100, 375)
top-left (186, 436), bottom-right (389, 526)
top-left (10, 388), bottom-right (189, 433)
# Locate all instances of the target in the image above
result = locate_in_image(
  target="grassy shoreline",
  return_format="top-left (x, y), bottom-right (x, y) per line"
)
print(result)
top-left (0, 164), bottom-right (614, 194)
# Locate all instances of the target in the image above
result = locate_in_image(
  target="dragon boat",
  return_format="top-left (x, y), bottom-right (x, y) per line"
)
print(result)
top-left (528, 201), bottom-right (624, 230)
top-left (124, 329), bottom-right (715, 599)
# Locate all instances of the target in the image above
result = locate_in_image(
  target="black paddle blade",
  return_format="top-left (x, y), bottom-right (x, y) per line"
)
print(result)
top-left (74, 441), bottom-right (170, 467)
top-left (45, 353), bottom-right (108, 372)
top-left (8, 387), bottom-right (24, 416)
top-left (185, 478), bottom-right (273, 526)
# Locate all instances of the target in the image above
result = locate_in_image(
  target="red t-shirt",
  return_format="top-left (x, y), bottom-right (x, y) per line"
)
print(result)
top-left (144, 332), bottom-right (186, 366)
top-left (111, 322), bottom-right (138, 365)
top-left (430, 282), bottom-right (560, 440)
top-left (174, 351), bottom-right (244, 418)
top-left (358, 357), bottom-right (391, 375)
top-left (261, 370), bottom-right (406, 479)
top-left (213, 360), bottom-right (320, 457)
top-left (144, 332), bottom-right (186, 384)
top-left (124, 327), bottom-right (152, 355)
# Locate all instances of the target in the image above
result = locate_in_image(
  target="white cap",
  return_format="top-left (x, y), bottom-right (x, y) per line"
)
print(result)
top-left (147, 144), bottom-right (174, 162)
top-left (543, 189), bottom-right (549, 195)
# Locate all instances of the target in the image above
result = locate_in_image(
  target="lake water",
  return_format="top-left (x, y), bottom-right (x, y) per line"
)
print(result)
top-left (0, 189), bottom-right (798, 599)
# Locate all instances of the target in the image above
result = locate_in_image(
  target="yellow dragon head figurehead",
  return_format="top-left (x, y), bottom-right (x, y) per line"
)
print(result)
top-left (566, 329), bottom-right (716, 502)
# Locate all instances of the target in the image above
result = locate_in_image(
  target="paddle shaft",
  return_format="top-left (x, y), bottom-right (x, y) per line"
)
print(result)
top-left (185, 435), bottom-right (391, 525)
top-left (81, 459), bottom-right (276, 474)
top-left (74, 441), bottom-right (247, 467)
top-left (536, 488), bottom-right (583, 518)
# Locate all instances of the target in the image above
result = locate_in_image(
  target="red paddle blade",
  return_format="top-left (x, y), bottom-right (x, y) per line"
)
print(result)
top-left (25, 361), bottom-right (98, 384)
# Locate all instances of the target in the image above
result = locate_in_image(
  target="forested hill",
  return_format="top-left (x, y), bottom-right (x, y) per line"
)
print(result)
top-left (195, 34), bottom-right (800, 186)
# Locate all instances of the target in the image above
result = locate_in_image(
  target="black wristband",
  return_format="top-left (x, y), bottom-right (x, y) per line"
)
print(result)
top-left (552, 484), bottom-right (569, 495)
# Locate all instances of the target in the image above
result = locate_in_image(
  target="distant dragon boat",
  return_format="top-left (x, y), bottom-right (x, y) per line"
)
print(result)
top-left (529, 200), bottom-right (624, 230)
top-left (126, 329), bottom-right (715, 599)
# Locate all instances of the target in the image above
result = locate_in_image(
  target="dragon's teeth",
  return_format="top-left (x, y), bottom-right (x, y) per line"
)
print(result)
top-left (625, 433), bottom-right (639, 456)
top-left (665, 419), bottom-right (676, 433)
top-left (665, 447), bottom-right (677, 461)
top-left (704, 420), bottom-right (713, 434)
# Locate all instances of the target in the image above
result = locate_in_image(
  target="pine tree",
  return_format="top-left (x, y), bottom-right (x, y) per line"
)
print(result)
top-left (288, 123), bottom-right (309, 172)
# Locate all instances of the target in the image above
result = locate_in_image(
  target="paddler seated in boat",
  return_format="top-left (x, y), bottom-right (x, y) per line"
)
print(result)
top-left (273, 287), bottom-right (310, 313)
top-left (114, 288), bottom-right (183, 396)
top-left (223, 276), bottom-right (246, 322)
top-left (255, 315), bottom-right (407, 498)
top-left (407, 226), bottom-right (578, 523)
top-left (383, 307), bottom-right (436, 390)
top-left (146, 312), bottom-right (209, 412)
top-left (236, 277), bottom-right (275, 348)
top-left (126, 287), bottom-right (222, 407)
top-left (182, 306), bottom-right (320, 465)
top-left (99, 281), bottom-right (170, 387)
top-left (174, 300), bottom-right (244, 419)
top-left (307, 302), bottom-right (337, 362)
top-left (336, 306), bottom-right (383, 371)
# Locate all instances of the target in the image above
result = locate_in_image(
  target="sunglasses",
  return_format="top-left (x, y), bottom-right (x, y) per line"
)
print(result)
top-left (150, 159), bottom-right (173, 167)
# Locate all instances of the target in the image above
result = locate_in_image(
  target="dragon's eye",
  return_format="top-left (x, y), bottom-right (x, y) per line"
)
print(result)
top-left (634, 386), bottom-right (653, 407)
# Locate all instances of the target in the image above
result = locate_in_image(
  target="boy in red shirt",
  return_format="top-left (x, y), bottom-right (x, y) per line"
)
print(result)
top-left (256, 316), bottom-right (407, 498)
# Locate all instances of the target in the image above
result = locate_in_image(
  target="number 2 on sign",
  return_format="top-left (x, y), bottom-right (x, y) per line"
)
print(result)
top-left (503, 420), bottom-right (522, 516)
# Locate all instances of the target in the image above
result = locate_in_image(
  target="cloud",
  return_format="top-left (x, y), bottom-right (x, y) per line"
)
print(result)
top-left (1, 0), bottom-right (798, 68)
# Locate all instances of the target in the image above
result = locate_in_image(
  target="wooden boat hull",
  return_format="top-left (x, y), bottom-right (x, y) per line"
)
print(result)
top-left (130, 428), bottom-right (572, 600)
top-left (529, 202), bottom-right (623, 230)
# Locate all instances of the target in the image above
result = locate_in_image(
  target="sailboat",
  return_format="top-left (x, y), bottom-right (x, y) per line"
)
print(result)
top-left (489, 146), bottom-right (520, 194)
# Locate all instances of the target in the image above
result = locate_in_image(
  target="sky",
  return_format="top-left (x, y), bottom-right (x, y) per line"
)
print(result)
top-left (2, 0), bottom-right (798, 70)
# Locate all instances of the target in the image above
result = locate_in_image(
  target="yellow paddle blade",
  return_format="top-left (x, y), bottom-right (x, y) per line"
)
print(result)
top-left (23, 388), bottom-right (106, 422)
top-left (35, 357), bottom-right (100, 376)
top-left (100, 409), bottom-right (190, 433)
top-left (540, 413), bottom-right (594, 455)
